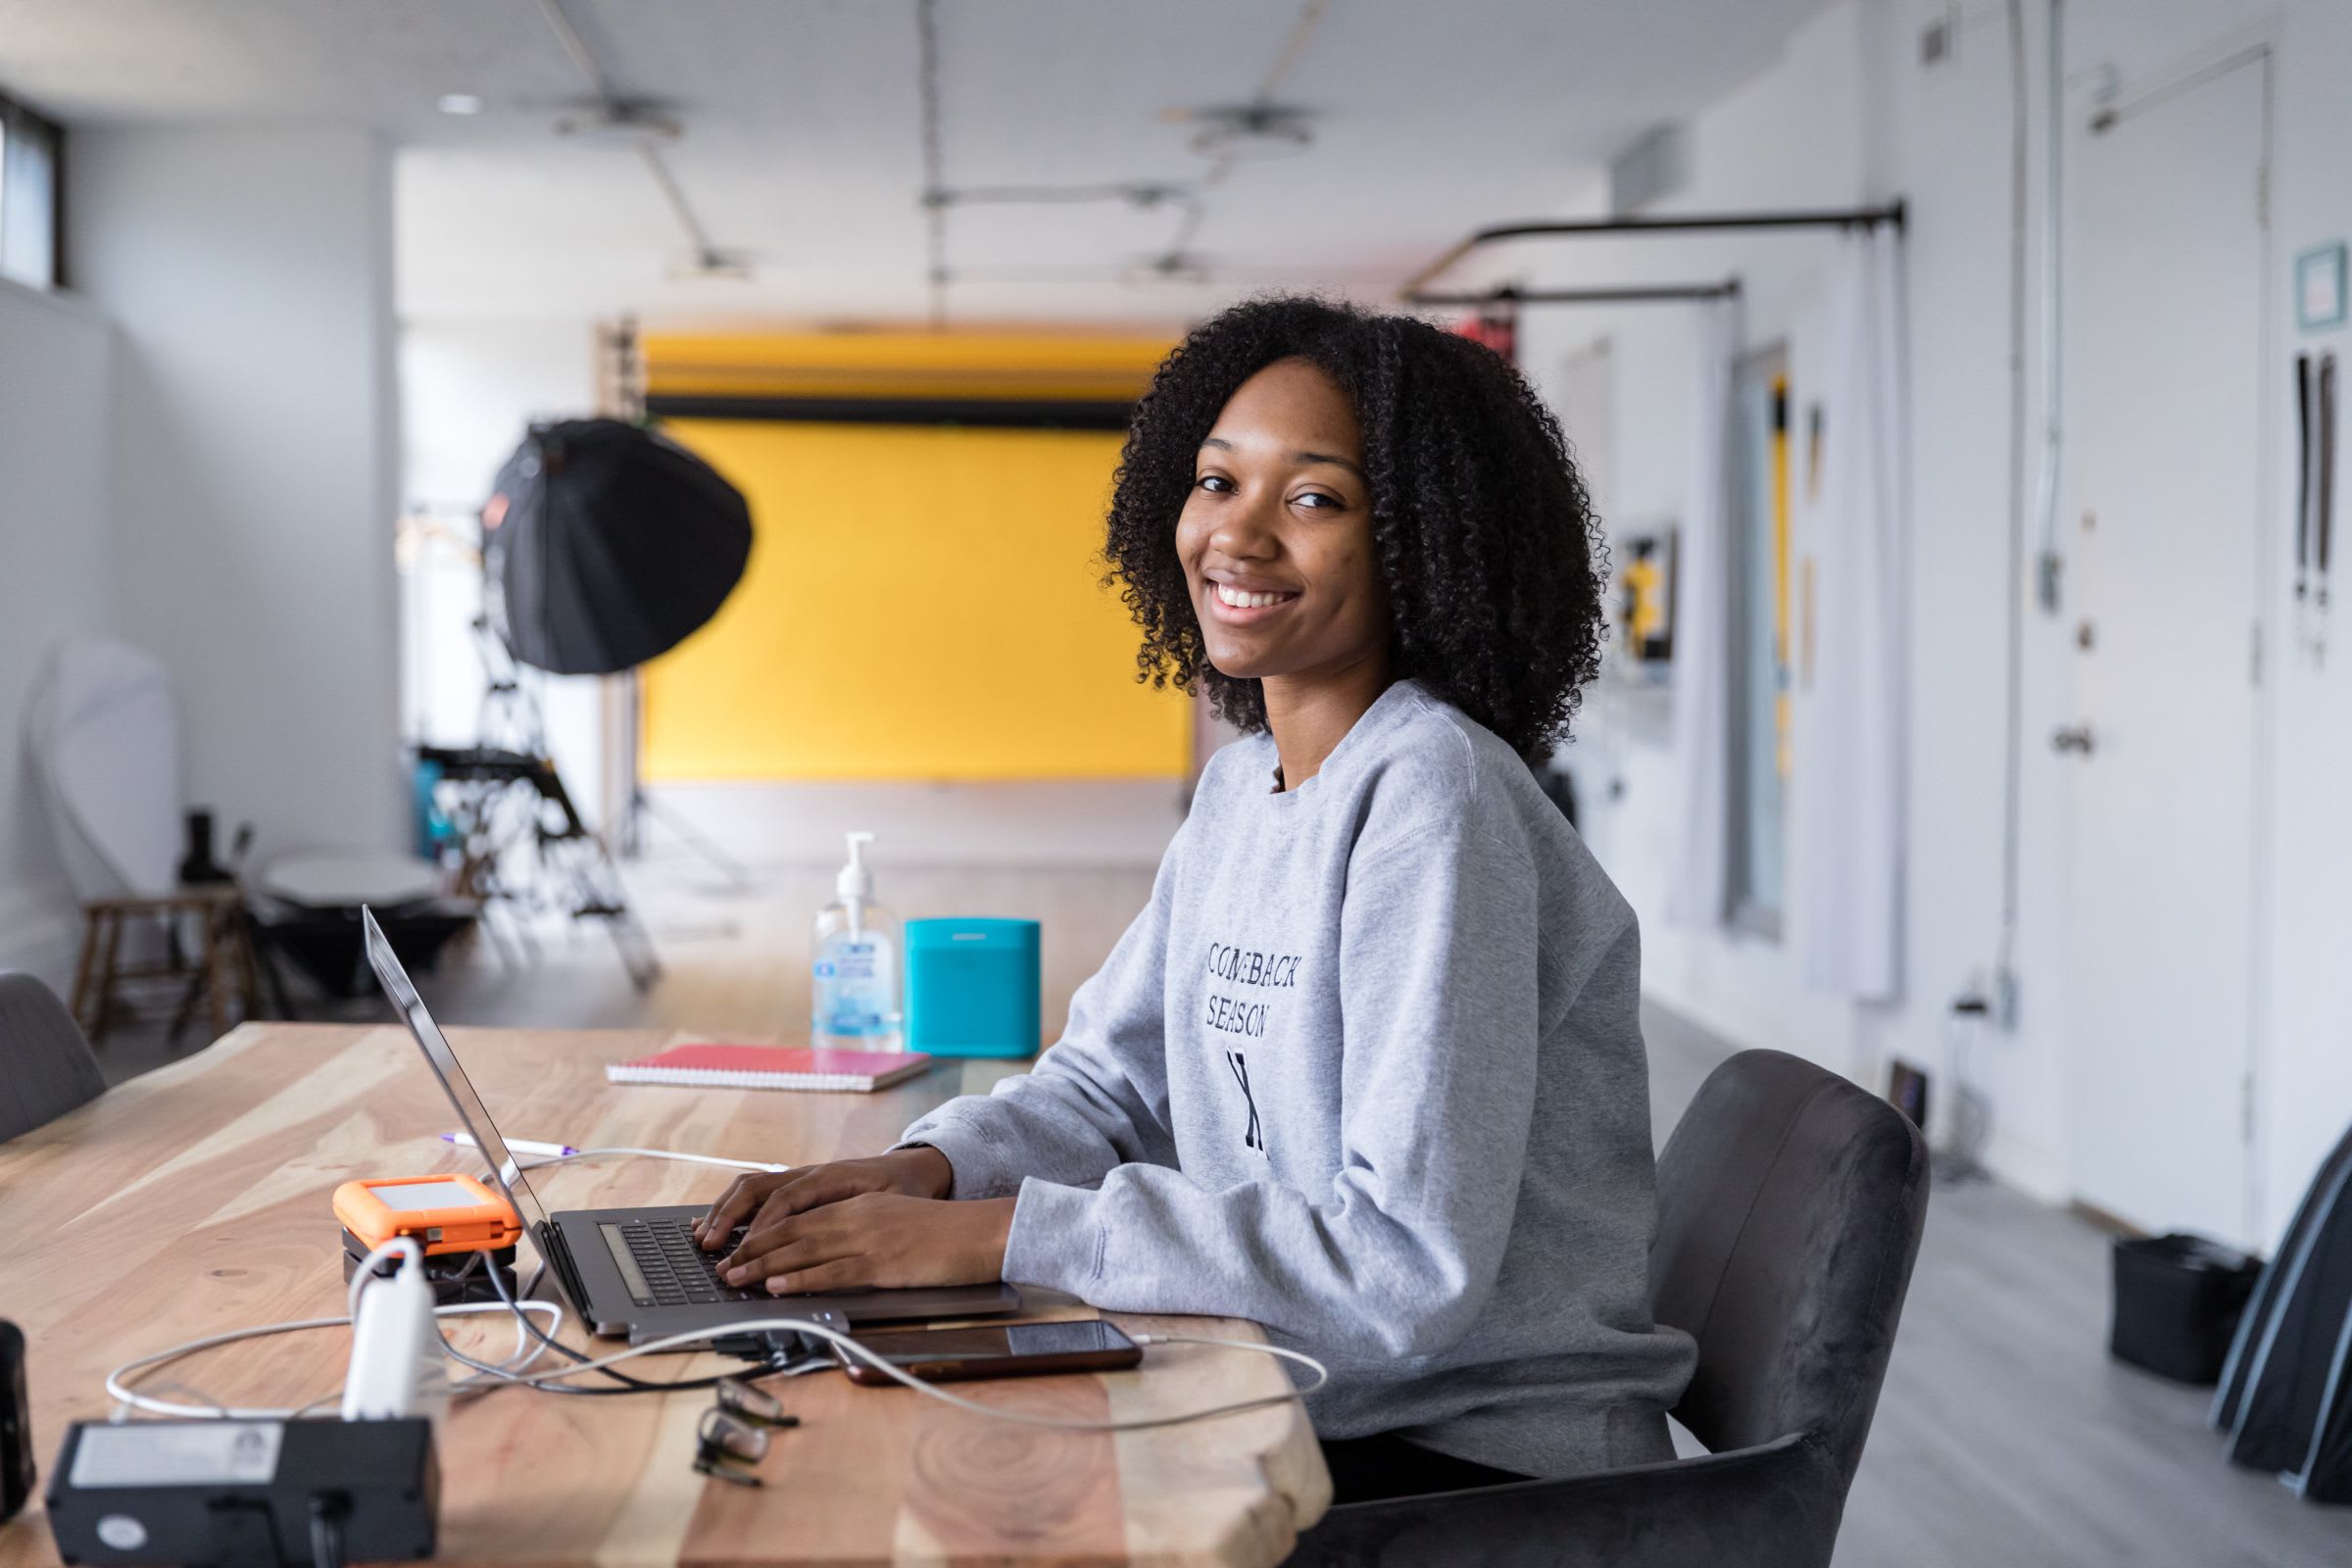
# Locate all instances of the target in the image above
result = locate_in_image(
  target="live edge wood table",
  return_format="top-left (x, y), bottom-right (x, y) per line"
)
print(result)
top-left (0, 1024), bottom-right (1330, 1567)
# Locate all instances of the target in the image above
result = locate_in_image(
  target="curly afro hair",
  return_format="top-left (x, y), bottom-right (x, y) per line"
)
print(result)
top-left (1102, 294), bottom-right (1606, 758)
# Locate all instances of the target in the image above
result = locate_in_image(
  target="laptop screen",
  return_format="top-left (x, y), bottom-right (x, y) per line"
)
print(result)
top-left (362, 906), bottom-right (552, 1234)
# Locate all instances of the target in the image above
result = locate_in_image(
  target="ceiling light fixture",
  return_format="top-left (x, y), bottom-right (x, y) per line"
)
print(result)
top-left (667, 252), bottom-right (755, 283)
top-left (1183, 103), bottom-right (1315, 160)
top-left (1120, 252), bottom-right (1214, 286)
top-left (436, 92), bottom-right (485, 116)
top-left (555, 102), bottom-right (683, 144)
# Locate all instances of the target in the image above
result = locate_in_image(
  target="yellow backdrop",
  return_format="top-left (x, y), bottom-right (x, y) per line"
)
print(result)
top-left (641, 418), bottom-right (1189, 781)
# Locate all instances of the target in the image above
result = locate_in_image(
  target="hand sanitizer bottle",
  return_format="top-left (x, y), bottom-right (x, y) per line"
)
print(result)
top-left (811, 831), bottom-right (905, 1052)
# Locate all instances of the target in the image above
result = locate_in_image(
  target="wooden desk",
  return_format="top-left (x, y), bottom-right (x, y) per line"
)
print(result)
top-left (0, 1024), bottom-right (1329, 1566)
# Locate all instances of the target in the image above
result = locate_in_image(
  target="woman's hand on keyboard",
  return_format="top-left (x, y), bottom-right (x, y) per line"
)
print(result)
top-left (693, 1147), bottom-right (955, 1250)
top-left (717, 1193), bottom-right (1017, 1295)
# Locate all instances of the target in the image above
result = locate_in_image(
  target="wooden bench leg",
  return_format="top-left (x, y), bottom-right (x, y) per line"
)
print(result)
top-left (206, 904), bottom-right (230, 1042)
top-left (91, 908), bottom-right (123, 1043)
top-left (231, 913), bottom-right (264, 1025)
top-left (69, 907), bottom-right (105, 1042)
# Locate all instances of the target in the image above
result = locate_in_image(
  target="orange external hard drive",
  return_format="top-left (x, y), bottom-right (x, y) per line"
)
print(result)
top-left (332, 1173), bottom-right (522, 1255)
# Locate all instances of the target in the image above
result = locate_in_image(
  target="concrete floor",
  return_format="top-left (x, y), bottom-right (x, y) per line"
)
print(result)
top-left (83, 845), bottom-right (2352, 1566)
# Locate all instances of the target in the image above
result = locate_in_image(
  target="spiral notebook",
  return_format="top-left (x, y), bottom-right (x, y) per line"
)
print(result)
top-left (605, 1043), bottom-right (933, 1093)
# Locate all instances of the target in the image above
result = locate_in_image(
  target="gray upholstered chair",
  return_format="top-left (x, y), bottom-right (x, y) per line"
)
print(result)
top-left (1289, 1049), bottom-right (1931, 1568)
top-left (0, 970), bottom-right (107, 1141)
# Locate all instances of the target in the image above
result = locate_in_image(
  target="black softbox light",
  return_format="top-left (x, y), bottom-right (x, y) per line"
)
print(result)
top-left (484, 418), bottom-right (752, 676)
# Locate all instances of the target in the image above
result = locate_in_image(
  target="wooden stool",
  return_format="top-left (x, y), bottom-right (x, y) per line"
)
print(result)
top-left (69, 885), bottom-right (260, 1045)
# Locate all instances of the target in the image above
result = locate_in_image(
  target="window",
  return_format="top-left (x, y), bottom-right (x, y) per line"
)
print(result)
top-left (1727, 345), bottom-right (1791, 936)
top-left (0, 91), bottom-right (63, 290)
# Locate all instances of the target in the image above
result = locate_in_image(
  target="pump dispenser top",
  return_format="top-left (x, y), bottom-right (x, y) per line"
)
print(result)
top-left (837, 830), bottom-right (875, 902)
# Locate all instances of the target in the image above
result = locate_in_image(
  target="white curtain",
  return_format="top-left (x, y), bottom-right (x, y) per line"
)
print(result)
top-left (1796, 227), bottom-right (1906, 999)
top-left (1667, 295), bottom-right (1740, 930)
top-left (24, 635), bottom-right (184, 900)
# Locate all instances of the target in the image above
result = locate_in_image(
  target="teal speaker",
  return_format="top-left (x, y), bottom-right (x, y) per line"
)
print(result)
top-left (906, 918), bottom-right (1041, 1058)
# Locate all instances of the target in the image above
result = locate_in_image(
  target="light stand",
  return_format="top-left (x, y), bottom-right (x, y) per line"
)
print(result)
top-left (419, 594), bottom-right (663, 992)
top-left (610, 670), bottom-right (756, 889)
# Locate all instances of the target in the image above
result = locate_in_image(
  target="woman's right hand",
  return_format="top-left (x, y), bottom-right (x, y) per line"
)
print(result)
top-left (693, 1146), bottom-right (956, 1250)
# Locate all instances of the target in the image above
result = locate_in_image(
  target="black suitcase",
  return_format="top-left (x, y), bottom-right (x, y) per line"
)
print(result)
top-left (2112, 1233), bottom-right (2262, 1384)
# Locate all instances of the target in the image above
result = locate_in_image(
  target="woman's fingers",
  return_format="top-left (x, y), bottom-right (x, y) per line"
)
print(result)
top-left (695, 1173), bottom-right (762, 1244)
top-left (722, 1220), bottom-right (856, 1287)
top-left (700, 1153), bottom-right (951, 1250)
top-left (719, 1174), bottom-right (873, 1263)
top-left (696, 1170), bottom-right (796, 1247)
top-left (761, 1257), bottom-right (874, 1296)
top-left (725, 1191), bottom-right (862, 1272)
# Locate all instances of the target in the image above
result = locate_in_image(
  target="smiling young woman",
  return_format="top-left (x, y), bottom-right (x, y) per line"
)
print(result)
top-left (697, 296), bottom-right (1694, 1506)
top-left (1175, 357), bottom-right (1394, 792)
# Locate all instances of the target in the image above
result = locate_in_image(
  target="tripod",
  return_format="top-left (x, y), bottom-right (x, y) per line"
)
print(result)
top-left (417, 618), bottom-right (662, 990)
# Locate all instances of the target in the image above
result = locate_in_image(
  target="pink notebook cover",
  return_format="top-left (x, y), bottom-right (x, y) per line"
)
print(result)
top-left (605, 1043), bottom-right (932, 1093)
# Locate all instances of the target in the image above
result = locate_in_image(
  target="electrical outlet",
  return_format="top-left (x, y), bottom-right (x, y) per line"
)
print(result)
top-left (1920, 6), bottom-right (1960, 71)
top-left (1950, 969), bottom-right (1989, 1015)
top-left (1993, 966), bottom-right (2020, 1030)
top-left (2037, 549), bottom-right (2065, 614)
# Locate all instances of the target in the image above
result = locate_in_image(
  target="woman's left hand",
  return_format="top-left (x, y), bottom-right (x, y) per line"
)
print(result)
top-left (719, 1192), bottom-right (1016, 1295)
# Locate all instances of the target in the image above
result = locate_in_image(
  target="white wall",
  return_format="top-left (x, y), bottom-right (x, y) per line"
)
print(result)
top-left (1531, 0), bottom-right (1889, 1118)
top-left (0, 278), bottom-right (113, 978)
top-left (68, 125), bottom-right (404, 861)
top-left (2240, 0), bottom-right (2352, 1262)
top-left (396, 317), bottom-right (608, 827)
top-left (1538, 0), bottom-right (2352, 1244)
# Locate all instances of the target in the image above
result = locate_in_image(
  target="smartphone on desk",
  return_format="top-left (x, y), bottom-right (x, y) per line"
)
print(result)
top-left (835, 1319), bottom-right (1142, 1385)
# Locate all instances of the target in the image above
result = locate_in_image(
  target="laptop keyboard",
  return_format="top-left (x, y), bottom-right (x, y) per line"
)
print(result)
top-left (612, 1217), bottom-right (761, 1307)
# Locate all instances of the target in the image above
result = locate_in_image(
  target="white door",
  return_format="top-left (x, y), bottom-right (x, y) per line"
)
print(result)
top-left (2062, 59), bottom-right (2267, 1246)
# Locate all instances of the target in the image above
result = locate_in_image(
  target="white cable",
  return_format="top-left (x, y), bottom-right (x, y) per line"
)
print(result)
top-left (105, 1298), bottom-right (567, 1421)
top-left (111, 1242), bottom-right (1321, 1434)
top-left (440, 1263), bottom-right (557, 1386)
top-left (514, 1147), bottom-right (787, 1175)
top-left (346, 1237), bottom-right (554, 1389)
top-left (487, 1314), bottom-right (1327, 1432)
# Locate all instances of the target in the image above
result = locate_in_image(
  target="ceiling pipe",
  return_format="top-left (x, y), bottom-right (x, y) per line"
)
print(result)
top-left (1409, 280), bottom-right (1741, 308)
top-left (532, 0), bottom-right (734, 274)
top-left (1398, 202), bottom-right (1906, 302)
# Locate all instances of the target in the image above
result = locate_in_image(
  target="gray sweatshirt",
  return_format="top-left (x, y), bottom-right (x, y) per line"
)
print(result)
top-left (897, 679), bottom-right (1695, 1477)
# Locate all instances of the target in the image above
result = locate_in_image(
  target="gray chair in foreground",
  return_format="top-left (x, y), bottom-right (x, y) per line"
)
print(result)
top-left (0, 970), bottom-right (107, 1141)
top-left (1290, 1049), bottom-right (1931, 1568)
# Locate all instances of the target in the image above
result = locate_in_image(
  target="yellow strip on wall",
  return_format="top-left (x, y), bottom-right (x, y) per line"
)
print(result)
top-left (642, 330), bottom-right (1171, 404)
top-left (641, 418), bottom-right (1189, 782)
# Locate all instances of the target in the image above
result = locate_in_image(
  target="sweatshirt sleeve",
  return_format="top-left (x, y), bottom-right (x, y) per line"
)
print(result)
top-left (892, 837), bottom-right (1180, 1199)
top-left (998, 817), bottom-right (1555, 1360)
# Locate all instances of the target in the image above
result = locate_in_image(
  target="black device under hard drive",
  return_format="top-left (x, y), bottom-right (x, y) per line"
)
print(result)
top-left (2, 1320), bottom-right (31, 1522)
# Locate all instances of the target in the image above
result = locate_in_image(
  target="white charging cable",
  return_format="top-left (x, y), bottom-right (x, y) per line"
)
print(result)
top-left (519, 1147), bottom-right (788, 1175)
top-left (107, 1189), bottom-right (1322, 1434)
top-left (114, 1292), bottom-right (1324, 1435)
top-left (443, 1132), bottom-right (786, 1175)
top-left (104, 1244), bottom-right (568, 1421)
top-left (477, 1313), bottom-right (1328, 1433)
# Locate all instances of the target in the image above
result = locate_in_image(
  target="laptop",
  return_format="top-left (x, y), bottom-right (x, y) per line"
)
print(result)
top-left (362, 907), bottom-right (1021, 1344)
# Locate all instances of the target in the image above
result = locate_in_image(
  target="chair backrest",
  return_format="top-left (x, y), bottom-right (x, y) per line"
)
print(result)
top-left (1651, 1049), bottom-right (1930, 1488)
top-left (0, 971), bottom-right (106, 1141)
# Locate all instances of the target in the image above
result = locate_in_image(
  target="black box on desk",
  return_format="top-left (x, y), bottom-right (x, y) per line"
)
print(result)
top-left (2110, 1232), bottom-right (2263, 1385)
top-left (47, 1417), bottom-right (435, 1566)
